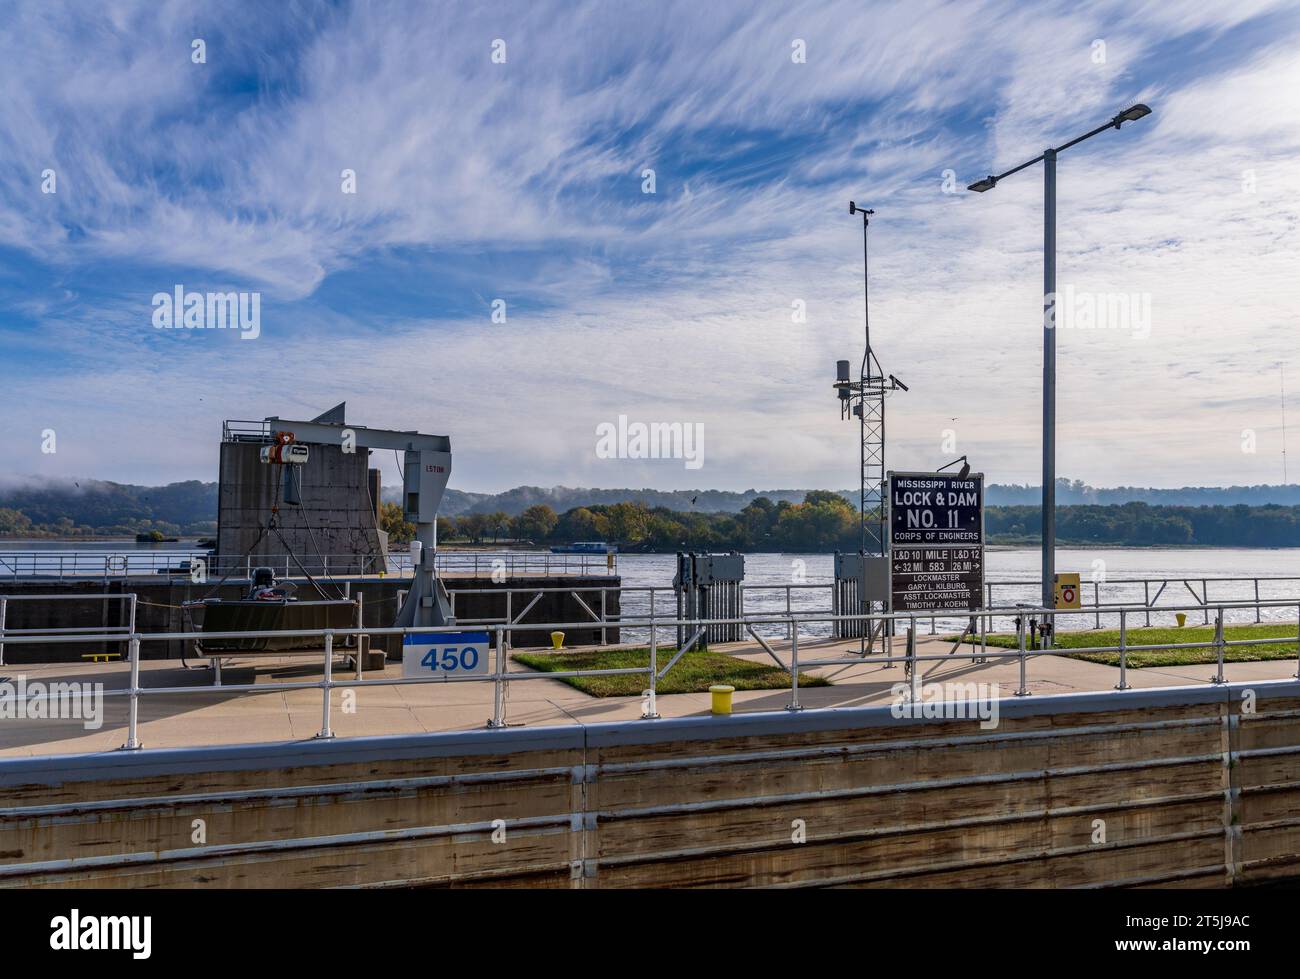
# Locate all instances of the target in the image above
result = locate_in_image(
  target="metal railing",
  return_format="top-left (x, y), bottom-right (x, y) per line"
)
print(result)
top-left (444, 577), bottom-right (1300, 641)
top-left (3, 598), bottom-right (1299, 755)
top-left (984, 575), bottom-right (1300, 629)
top-left (0, 592), bottom-right (138, 667)
top-left (0, 548), bottom-right (618, 581)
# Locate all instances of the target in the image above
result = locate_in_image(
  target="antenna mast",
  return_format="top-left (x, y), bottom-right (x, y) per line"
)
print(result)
top-left (1283, 363), bottom-right (1289, 486)
top-left (835, 202), bottom-right (906, 556)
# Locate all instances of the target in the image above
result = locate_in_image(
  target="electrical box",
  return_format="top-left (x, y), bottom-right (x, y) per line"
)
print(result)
top-left (835, 552), bottom-right (889, 601)
top-left (1054, 572), bottom-right (1082, 610)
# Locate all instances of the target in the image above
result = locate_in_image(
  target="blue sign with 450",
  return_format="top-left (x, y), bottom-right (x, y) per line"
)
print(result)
top-left (402, 631), bottom-right (492, 678)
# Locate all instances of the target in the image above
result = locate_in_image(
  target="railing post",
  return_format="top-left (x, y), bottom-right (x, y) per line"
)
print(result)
top-left (1144, 581), bottom-right (1151, 627)
top-left (1093, 581), bottom-right (1100, 629)
top-left (1203, 580), bottom-right (1210, 625)
top-left (1295, 604), bottom-right (1300, 680)
top-left (1015, 613), bottom-right (1029, 696)
top-left (121, 635), bottom-right (142, 750)
top-left (1254, 580), bottom-right (1261, 623)
top-left (489, 626), bottom-right (506, 728)
top-left (906, 622), bottom-right (919, 701)
top-left (0, 596), bottom-right (6, 668)
top-left (600, 588), bottom-right (607, 646)
top-left (317, 631), bottom-right (335, 738)
top-left (1115, 609), bottom-right (1129, 690)
top-left (643, 617), bottom-right (660, 720)
top-left (785, 619), bottom-right (801, 711)
top-left (1210, 608), bottom-right (1225, 685)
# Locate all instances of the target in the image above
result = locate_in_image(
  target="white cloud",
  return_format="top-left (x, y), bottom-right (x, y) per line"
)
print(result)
top-left (1, 0), bottom-right (1299, 493)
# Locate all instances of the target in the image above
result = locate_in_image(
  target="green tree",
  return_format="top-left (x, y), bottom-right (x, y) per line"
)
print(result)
top-left (512, 504), bottom-right (558, 543)
top-left (458, 513), bottom-right (489, 544)
top-left (606, 501), bottom-right (651, 544)
top-left (486, 510), bottom-right (511, 543)
top-left (379, 502), bottom-right (415, 545)
top-left (556, 506), bottom-right (609, 541)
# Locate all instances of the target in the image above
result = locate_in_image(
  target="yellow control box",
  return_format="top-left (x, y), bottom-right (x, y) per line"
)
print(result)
top-left (1054, 572), bottom-right (1082, 610)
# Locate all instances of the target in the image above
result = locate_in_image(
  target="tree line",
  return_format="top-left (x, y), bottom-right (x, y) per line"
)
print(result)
top-left (381, 498), bottom-right (1300, 551)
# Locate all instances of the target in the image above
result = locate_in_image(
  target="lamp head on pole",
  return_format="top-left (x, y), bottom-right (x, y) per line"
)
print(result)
top-left (1113, 103), bottom-right (1152, 127)
top-left (967, 175), bottom-right (998, 193)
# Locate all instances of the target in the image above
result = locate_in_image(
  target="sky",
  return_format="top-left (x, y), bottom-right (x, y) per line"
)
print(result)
top-left (1, 0), bottom-right (1299, 495)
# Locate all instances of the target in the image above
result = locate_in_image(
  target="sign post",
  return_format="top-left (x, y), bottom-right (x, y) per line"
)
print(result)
top-left (887, 471), bottom-right (985, 619)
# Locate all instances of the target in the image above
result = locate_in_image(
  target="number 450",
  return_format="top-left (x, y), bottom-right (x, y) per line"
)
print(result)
top-left (420, 646), bottom-right (480, 672)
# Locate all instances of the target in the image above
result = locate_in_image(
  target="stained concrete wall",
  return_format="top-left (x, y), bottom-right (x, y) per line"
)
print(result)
top-left (215, 441), bottom-right (386, 576)
top-left (0, 575), bottom-right (620, 662)
top-left (2, 682), bottom-right (1298, 888)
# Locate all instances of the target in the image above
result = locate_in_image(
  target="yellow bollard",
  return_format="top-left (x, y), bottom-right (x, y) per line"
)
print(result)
top-left (1175, 613), bottom-right (1187, 628)
top-left (710, 684), bottom-right (735, 715)
top-left (551, 631), bottom-right (565, 650)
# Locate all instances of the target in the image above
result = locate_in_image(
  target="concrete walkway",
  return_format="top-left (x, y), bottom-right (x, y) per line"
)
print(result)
top-left (1, 634), bottom-right (1296, 758)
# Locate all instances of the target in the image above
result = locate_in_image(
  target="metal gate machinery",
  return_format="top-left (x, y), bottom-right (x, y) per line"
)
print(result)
top-left (673, 552), bottom-right (745, 649)
top-left (832, 551), bottom-right (889, 639)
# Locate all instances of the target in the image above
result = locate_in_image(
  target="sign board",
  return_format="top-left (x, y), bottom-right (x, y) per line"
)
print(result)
top-left (403, 630), bottom-right (492, 678)
top-left (1054, 572), bottom-right (1082, 610)
top-left (887, 472), bottom-right (984, 614)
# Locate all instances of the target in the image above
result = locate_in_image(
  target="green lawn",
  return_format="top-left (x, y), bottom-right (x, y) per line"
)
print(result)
top-left (512, 646), bottom-right (831, 697)
top-left (951, 622), bottom-right (1300, 668)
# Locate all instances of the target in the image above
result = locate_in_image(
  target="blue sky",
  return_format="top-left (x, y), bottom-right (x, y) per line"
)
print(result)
top-left (2, 0), bottom-right (1299, 494)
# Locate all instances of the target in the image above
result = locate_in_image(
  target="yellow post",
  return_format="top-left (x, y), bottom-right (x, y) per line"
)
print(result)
top-left (551, 631), bottom-right (565, 649)
top-left (710, 684), bottom-right (735, 715)
top-left (1175, 613), bottom-right (1187, 628)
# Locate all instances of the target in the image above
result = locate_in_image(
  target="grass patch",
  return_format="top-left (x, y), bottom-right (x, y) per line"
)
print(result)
top-left (512, 646), bottom-right (832, 697)
top-left (950, 622), bottom-right (1300, 668)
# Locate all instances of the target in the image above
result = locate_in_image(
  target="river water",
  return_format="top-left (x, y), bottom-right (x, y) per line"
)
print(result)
top-left (9, 541), bottom-right (1300, 637)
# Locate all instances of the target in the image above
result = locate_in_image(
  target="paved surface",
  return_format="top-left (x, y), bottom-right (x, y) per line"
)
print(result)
top-left (1, 635), bottom-right (1297, 758)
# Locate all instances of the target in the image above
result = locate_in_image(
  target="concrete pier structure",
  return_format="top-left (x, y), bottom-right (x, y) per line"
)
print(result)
top-left (215, 405), bottom-right (387, 576)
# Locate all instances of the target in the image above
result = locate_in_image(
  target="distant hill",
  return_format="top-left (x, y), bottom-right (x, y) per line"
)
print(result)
top-left (411, 485), bottom-right (829, 516)
top-left (426, 480), bottom-right (1300, 516)
top-left (986, 480), bottom-right (1300, 507)
top-left (10, 476), bottom-right (1300, 536)
top-left (0, 478), bottom-right (218, 536)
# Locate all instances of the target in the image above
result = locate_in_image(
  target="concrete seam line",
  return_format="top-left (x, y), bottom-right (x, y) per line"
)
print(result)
top-left (593, 718), bottom-right (1226, 775)
top-left (0, 813), bottom-right (578, 878)
top-left (0, 766), bottom-right (579, 819)
top-left (592, 806), bottom-right (1229, 868)
top-left (734, 837), bottom-right (1228, 890)
top-left (591, 778), bottom-right (1228, 824)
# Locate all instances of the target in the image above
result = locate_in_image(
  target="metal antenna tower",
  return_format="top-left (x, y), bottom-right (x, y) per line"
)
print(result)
top-left (835, 202), bottom-right (906, 556)
top-left (1282, 363), bottom-right (1289, 486)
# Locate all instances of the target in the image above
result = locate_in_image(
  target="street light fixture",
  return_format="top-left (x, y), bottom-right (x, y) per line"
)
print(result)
top-left (966, 103), bottom-right (1151, 614)
top-left (937, 455), bottom-right (972, 480)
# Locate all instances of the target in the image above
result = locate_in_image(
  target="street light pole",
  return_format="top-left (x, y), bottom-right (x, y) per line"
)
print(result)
top-left (1042, 147), bottom-right (1056, 611)
top-left (967, 103), bottom-right (1150, 613)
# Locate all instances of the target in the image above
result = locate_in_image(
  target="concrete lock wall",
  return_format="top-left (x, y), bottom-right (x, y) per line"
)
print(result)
top-left (215, 441), bottom-right (386, 575)
top-left (0, 577), bottom-right (619, 662)
top-left (1, 682), bottom-right (1298, 888)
